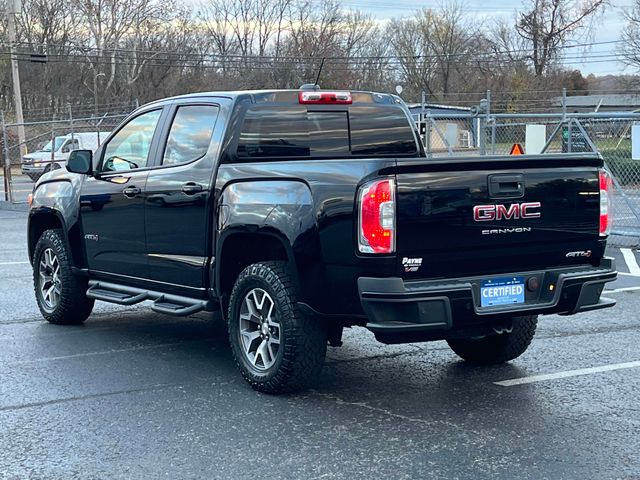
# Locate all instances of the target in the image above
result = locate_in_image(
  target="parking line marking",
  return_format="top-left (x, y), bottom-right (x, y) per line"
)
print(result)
top-left (605, 286), bottom-right (640, 293)
top-left (0, 261), bottom-right (29, 265)
top-left (494, 360), bottom-right (640, 387)
top-left (621, 248), bottom-right (640, 276)
top-left (5, 340), bottom-right (206, 367)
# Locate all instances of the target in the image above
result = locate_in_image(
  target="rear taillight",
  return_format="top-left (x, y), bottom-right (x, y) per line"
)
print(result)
top-left (298, 91), bottom-right (352, 104)
top-left (599, 169), bottom-right (613, 237)
top-left (358, 178), bottom-right (395, 254)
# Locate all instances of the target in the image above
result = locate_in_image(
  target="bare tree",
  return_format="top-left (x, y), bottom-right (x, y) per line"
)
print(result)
top-left (277, 0), bottom-right (369, 88)
top-left (622, 1), bottom-right (640, 73)
top-left (387, 16), bottom-right (439, 98)
top-left (387, 2), bottom-right (484, 101)
top-left (14, 0), bottom-right (83, 111)
top-left (69, 0), bottom-right (168, 104)
top-left (516, 0), bottom-right (607, 76)
top-left (200, 0), bottom-right (292, 83)
top-left (0, 0), bottom-right (622, 113)
top-left (420, 2), bottom-right (482, 95)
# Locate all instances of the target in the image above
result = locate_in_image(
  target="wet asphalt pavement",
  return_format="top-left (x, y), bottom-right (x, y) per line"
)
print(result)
top-left (1, 208), bottom-right (639, 480)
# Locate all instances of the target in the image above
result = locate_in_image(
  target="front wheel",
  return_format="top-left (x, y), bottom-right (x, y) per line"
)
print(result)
top-left (228, 261), bottom-right (327, 394)
top-left (43, 163), bottom-right (60, 176)
top-left (447, 315), bottom-right (538, 364)
top-left (33, 229), bottom-right (94, 325)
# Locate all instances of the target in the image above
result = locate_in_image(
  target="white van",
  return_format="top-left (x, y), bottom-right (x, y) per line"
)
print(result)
top-left (22, 131), bottom-right (111, 181)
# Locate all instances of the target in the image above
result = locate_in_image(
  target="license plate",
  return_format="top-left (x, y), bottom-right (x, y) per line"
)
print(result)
top-left (480, 277), bottom-right (525, 307)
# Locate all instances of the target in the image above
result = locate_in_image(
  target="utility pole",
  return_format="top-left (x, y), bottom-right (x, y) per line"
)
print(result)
top-left (93, 72), bottom-right (105, 116)
top-left (6, 0), bottom-right (27, 159)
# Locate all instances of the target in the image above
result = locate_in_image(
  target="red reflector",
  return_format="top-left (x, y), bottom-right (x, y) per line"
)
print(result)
top-left (298, 91), bottom-right (352, 104)
top-left (358, 179), bottom-right (395, 254)
top-left (599, 169), bottom-right (613, 236)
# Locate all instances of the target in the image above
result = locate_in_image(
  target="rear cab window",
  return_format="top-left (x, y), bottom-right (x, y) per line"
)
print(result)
top-left (234, 98), bottom-right (419, 161)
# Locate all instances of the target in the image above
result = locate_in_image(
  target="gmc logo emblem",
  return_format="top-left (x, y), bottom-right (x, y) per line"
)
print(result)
top-left (473, 202), bottom-right (541, 222)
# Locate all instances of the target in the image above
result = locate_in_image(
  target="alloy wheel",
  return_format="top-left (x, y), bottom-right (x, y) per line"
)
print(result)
top-left (238, 288), bottom-right (281, 370)
top-left (38, 248), bottom-right (61, 312)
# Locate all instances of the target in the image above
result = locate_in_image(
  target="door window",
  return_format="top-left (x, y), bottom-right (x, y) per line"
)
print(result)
top-left (163, 105), bottom-right (219, 166)
top-left (101, 109), bottom-right (162, 172)
top-left (62, 139), bottom-right (79, 153)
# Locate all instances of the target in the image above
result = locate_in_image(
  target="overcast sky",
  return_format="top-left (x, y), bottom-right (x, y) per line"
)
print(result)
top-left (335, 0), bottom-right (636, 76)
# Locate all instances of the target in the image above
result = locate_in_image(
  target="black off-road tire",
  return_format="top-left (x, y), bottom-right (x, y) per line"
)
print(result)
top-left (447, 315), bottom-right (538, 364)
top-left (228, 261), bottom-right (327, 394)
top-left (33, 229), bottom-right (94, 325)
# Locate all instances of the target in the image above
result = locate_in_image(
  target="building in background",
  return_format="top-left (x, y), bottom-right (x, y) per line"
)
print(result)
top-left (406, 103), bottom-right (477, 152)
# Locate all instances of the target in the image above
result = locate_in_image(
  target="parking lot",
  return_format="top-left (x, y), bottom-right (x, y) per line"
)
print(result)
top-left (1, 174), bottom-right (34, 205)
top-left (1, 206), bottom-right (639, 479)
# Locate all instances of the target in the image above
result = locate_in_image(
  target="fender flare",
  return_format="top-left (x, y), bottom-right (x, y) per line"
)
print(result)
top-left (214, 179), bottom-right (320, 298)
top-left (28, 207), bottom-right (70, 262)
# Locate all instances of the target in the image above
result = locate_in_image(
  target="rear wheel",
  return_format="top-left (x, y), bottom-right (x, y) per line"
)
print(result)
top-left (447, 315), bottom-right (538, 364)
top-left (228, 261), bottom-right (327, 394)
top-left (33, 229), bottom-right (94, 325)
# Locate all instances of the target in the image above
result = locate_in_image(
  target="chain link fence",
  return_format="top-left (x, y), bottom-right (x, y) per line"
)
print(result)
top-left (1, 103), bottom-right (136, 204)
top-left (417, 110), bottom-right (640, 247)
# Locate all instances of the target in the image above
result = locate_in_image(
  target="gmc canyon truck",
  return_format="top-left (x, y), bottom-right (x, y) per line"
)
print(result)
top-left (28, 88), bottom-right (617, 394)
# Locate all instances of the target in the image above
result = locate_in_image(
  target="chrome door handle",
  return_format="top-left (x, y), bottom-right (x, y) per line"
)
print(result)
top-left (182, 183), bottom-right (203, 195)
top-left (123, 186), bottom-right (141, 198)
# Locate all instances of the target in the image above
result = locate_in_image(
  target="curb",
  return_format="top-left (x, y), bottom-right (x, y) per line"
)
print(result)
top-left (0, 201), bottom-right (28, 212)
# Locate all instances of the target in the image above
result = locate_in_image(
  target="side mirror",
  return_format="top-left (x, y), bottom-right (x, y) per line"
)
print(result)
top-left (66, 149), bottom-right (93, 175)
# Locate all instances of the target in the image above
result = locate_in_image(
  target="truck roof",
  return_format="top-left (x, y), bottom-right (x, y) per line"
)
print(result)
top-left (59, 131), bottom-right (109, 138)
top-left (144, 89), bottom-right (402, 107)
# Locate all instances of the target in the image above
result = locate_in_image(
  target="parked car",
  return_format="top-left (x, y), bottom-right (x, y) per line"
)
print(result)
top-left (22, 131), bottom-right (110, 181)
top-left (27, 88), bottom-right (617, 394)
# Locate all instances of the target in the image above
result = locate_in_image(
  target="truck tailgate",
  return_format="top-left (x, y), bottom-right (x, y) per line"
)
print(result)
top-left (392, 155), bottom-right (605, 279)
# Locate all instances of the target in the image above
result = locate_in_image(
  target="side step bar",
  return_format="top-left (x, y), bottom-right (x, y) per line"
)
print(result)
top-left (86, 280), bottom-right (214, 317)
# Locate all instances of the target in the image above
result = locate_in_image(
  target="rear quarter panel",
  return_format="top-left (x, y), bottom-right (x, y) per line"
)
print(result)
top-left (215, 159), bottom-right (398, 314)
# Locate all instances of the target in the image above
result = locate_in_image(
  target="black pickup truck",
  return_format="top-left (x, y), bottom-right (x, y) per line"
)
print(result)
top-left (28, 88), bottom-right (617, 393)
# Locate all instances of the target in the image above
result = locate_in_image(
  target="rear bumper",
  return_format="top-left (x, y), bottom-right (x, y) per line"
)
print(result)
top-left (358, 258), bottom-right (617, 343)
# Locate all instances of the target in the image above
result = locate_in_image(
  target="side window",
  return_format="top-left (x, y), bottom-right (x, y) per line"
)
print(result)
top-left (101, 109), bottom-right (162, 172)
top-left (163, 105), bottom-right (219, 166)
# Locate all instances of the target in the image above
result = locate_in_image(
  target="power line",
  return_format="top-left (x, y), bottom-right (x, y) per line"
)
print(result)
top-left (0, 48), bottom-right (627, 72)
top-left (7, 38), bottom-right (627, 63)
top-left (9, 48), bottom-right (626, 64)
